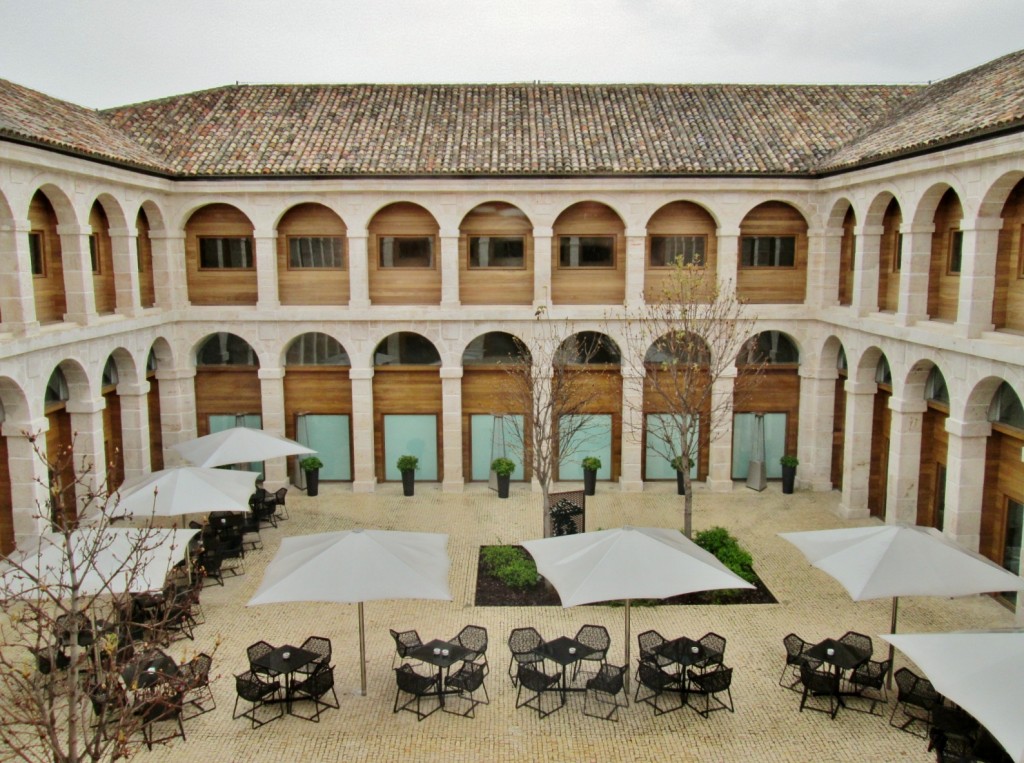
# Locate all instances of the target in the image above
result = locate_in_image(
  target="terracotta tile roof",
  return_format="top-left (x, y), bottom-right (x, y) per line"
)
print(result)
top-left (0, 78), bottom-right (169, 172)
top-left (820, 49), bottom-right (1024, 171)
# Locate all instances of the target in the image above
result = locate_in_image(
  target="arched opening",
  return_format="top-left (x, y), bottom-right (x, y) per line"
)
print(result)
top-left (136, 208), bottom-right (155, 308)
top-left (100, 356), bottom-right (125, 491)
top-left (737, 201), bottom-right (808, 304)
top-left (831, 345), bottom-right (848, 489)
top-left (994, 178), bottom-right (1024, 331)
top-left (645, 201), bottom-right (717, 303)
top-left (368, 203), bottom-right (440, 305)
top-left (277, 203), bottom-right (348, 306)
top-left (838, 207), bottom-right (856, 306)
top-left (917, 365), bottom-right (950, 529)
top-left (184, 204), bottom-right (257, 305)
top-left (868, 355), bottom-right (893, 519)
top-left (194, 333), bottom-right (262, 469)
top-left (89, 201), bottom-right (116, 314)
top-left (145, 348), bottom-right (163, 470)
top-left (879, 198), bottom-right (903, 312)
top-left (44, 367), bottom-right (75, 526)
top-left (284, 333), bottom-right (352, 482)
top-left (459, 202), bottom-right (534, 305)
top-left (551, 202), bottom-right (625, 305)
top-left (928, 188), bottom-right (963, 322)
top-left (981, 381), bottom-right (1024, 605)
top-left (28, 190), bottom-right (67, 323)
top-left (372, 333), bottom-right (442, 482)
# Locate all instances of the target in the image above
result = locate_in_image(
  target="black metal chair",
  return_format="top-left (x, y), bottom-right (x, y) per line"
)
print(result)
top-left (233, 670), bottom-right (284, 728)
top-left (179, 652), bottom-right (216, 720)
top-left (298, 635), bottom-right (332, 674)
top-left (687, 665), bottom-right (734, 717)
top-left (838, 630), bottom-right (873, 663)
top-left (251, 489), bottom-right (277, 528)
top-left (134, 690), bottom-right (186, 751)
top-left (247, 640), bottom-right (276, 678)
top-left (269, 487), bottom-right (289, 521)
top-left (199, 550), bottom-right (225, 587)
top-left (846, 657), bottom-right (891, 715)
top-left (241, 511), bottom-right (263, 550)
top-left (515, 664), bottom-right (564, 719)
top-left (780, 633), bottom-right (814, 690)
top-left (799, 660), bottom-right (841, 720)
top-left (507, 627), bottom-right (544, 686)
top-left (636, 630), bottom-right (673, 677)
top-left (389, 628), bottom-right (423, 669)
top-left (290, 663), bottom-right (340, 722)
top-left (87, 679), bottom-right (127, 735)
top-left (635, 659), bottom-right (685, 715)
top-left (451, 625), bottom-right (488, 674)
top-left (160, 590), bottom-right (197, 642)
top-left (218, 531), bottom-right (245, 576)
top-left (393, 663), bottom-right (441, 721)
top-left (695, 631), bottom-right (727, 671)
top-left (33, 644), bottom-right (71, 680)
top-left (890, 667), bottom-right (943, 738)
top-left (572, 624), bottom-right (610, 682)
top-left (583, 664), bottom-right (628, 721)
top-left (443, 661), bottom-right (489, 718)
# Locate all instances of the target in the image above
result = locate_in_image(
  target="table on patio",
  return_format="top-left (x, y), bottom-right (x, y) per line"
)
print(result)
top-left (250, 644), bottom-right (317, 713)
top-left (656, 636), bottom-right (708, 689)
top-left (537, 636), bottom-right (597, 699)
top-left (806, 638), bottom-right (869, 706)
top-left (123, 650), bottom-right (179, 691)
top-left (409, 639), bottom-right (470, 707)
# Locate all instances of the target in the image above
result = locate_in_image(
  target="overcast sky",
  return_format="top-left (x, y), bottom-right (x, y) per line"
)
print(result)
top-left (1, 0), bottom-right (1022, 109)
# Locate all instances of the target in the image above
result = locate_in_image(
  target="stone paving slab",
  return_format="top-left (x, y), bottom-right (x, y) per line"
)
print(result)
top-left (138, 482), bottom-right (1015, 762)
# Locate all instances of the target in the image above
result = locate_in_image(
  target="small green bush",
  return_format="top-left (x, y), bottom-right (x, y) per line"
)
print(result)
top-left (481, 545), bottom-right (540, 590)
top-left (693, 526), bottom-right (757, 585)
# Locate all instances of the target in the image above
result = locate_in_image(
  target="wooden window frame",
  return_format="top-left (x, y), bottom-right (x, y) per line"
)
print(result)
top-left (739, 236), bottom-right (796, 268)
top-left (198, 236), bottom-right (255, 270)
top-left (557, 235), bottom-right (616, 269)
top-left (378, 236), bottom-right (435, 269)
top-left (648, 235), bottom-right (707, 268)
top-left (468, 235), bottom-right (526, 270)
top-left (28, 230), bottom-right (45, 276)
top-left (947, 228), bottom-right (964, 275)
top-left (287, 236), bottom-right (345, 270)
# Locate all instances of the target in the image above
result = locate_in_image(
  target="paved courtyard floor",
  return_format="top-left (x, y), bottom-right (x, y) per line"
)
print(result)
top-left (143, 481), bottom-right (1016, 762)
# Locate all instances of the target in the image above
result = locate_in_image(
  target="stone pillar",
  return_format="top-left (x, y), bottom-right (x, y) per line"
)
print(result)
top-left (895, 223), bottom-right (933, 326)
top-left (150, 231), bottom-right (189, 309)
top-left (348, 233), bottom-right (371, 308)
top-left (350, 368), bottom-right (376, 492)
top-left (440, 366), bottom-right (463, 491)
top-left (619, 367), bottom-right (644, 492)
top-left (65, 396), bottom-right (106, 517)
top-left (624, 229), bottom-right (646, 307)
top-left (0, 219), bottom-right (40, 332)
top-left (706, 369), bottom-right (736, 492)
top-left (885, 395), bottom-right (927, 524)
top-left (156, 367), bottom-right (198, 464)
top-left (56, 223), bottom-right (98, 324)
top-left (109, 226), bottom-right (143, 317)
top-left (532, 227), bottom-right (553, 309)
top-left (258, 367), bottom-right (287, 484)
top-left (715, 229), bottom-right (739, 298)
top-left (852, 224), bottom-right (883, 316)
top-left (253, 229), bottom-right (280, 309)
top-left (796, 365), bottom-right (839, 491)
top-left (806, 226), bottom-right (840, 309)
top-left (2, 418), bottom-right (53, 541)
top-left (440, 230), bottom-right (460, 308)
top-left (116, 381), bottom-right (151, 482)
top-left (837, 380), bottom-right (876, 519)
top-left (943, 417), bottom-right (991, 551)
top-left (954, 218), bottom-right (1001, 337)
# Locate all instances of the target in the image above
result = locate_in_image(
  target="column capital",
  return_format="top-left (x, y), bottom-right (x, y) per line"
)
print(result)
top-left (961, 217), bottom-right (1004, 232)
top-left (945, 417), bottom-right (992, 438)
top-left (799, 366), bottom-right (839, 381)
top-left (258, 367), bottom-right (286, 380)
top-left (439, 228), bottom-right (460, 239)
top-left (888, 396), bottom-right (927, 415)
top-left (439, 366), bottom-right (463, 380)
top-left (349, 368), bottom-right (374, 380)
top-left (624, 228), bottom-right (646, 239)
top-left (56, 224), bottom-right (91, 236)
top-left (857, 224), bottom-right (885, 237)
top-left (901, 223), bottom-right (935, 235)
top-left (116, 381), bottom-right (151, 397)
top-left (0, 219), bottom-right (32, 233)
top-left (620, 367), bottom-right (645, 380)
top-left (717, 227), bottom-right (740, 238)
top-left (66, 397), bottom-right (105, 415)
top-left (108, 226), bottom-right (133, 238)
top-left (533, 226), bottom-right (553, 238)
top-left (156, 367), bottom-right (197, 382)
top-left (2, 418), bottom-right (49, 438)
top-left (844, 379), bottom-right (877, 395)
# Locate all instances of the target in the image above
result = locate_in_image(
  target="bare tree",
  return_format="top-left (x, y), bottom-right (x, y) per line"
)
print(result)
top-left (619, 263), bottom-right (763, 537)
top-left (0, 434), bottom-right (201, 762)
top-left (498, 319), bottom-right (614, 535)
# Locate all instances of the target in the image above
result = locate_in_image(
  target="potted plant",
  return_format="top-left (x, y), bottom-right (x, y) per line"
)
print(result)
top-left (299, 456), bottom-right (323, 497)
top-left (397, 454), bottom-right (419, 497)
top-left (491, 457), bottom-right (515, 499)
top-left (581, 456), bottom-right (602, 496)
top-left (670, 454), bottom-right (688, 496)
top-left (780, 454), bottom-right (798, 494)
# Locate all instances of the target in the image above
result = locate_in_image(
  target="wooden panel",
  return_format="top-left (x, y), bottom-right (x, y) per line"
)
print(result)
top-left (461, 367), bottom-right (531, 479)
top-left (277, 203), bottom-right (349, 306)
top-left (838, 208), bottom-right (855, 306)
top-left (551, 202), bottom-right (626, 305)
top-left (147, 375), bottom-right (163, 471)
top-left (978, 428), bottom-right (1024, 564)
top-left (193, 368), bottom-right (262, 436)
top-left (736, 202), bottom-right (808, 304)
top-left (867, 389), bottom-right (891, 519)
top-left (995, 181), bottom-right (1024, 331)
top-left (927, 190), bottom-right (962, 321)
top-left (184, 204), bottom-right (257, 306)
top-left (46, 408), bottom-right (75, 524)
top-left (136, 210), bottom-right (156, 308)
top-left (878, 200), bottom-right (902, 312)
top-left (915, 405), bottom-right (948, 526)
top-left (90, 203), bottom-right (116, 314)
top-left (554, 370), bottom-right (622, 481)
top-left (283, 368), bottom-right (353, 433)
top-left (733, 367), bottom-right (800, 457)
top-left (831, 374), bottom-right (846, 489)
top-left (368, 203), bottom-right (440, 305)
top-left (372, 367), bottom-right (443, 481)
top-left (102, 389), bottom-right (125, 491)
top-left (459, 202), bottom-right (534, 305)
top-left (29, 192), bottom-right (66, 323)
top-left (0, 436), bottom-right (12, 554)
top-left (645, 201), bottom-right (718, 302)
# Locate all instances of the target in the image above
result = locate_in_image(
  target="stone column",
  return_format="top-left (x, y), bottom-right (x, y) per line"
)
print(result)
top-left (65, 396), bottom-right (106, 517)
top-left (954, 218), bottom-right (1002, 338)
top-left (895, 223), bottom-right (934, 326)
top-left (796, 365), bottom-right (839, 491)
top-left (440, 366), bottom-right (464, 491)
top-left (56, 223), bottom-right (97, 324)
top-left (0, 219), bottom-right (40, 332)
top-left (347, 233), bottom-right (371, 308)
top-left (532, 227), bottom-right (553, 309)
top-left (715, 228), bottom-right (739, 299)
top-left (156, 367), bottom-right (198, 464)
top-left (150, 231), bottom-right (189, 309)
top-left (623, 228), bottom-right (646, 307)
top-left (885, 395), bottom-right (927, 524)
top-left (942, 417), bottom-right (991, 551)
top-left (254, 229), bottom-right (280, 310)
top-left (837, 380), bottom-right (876, 519)
top-left (852, 224), bottom-right (883, 316)
top-left (806, 226), bottom-right (840, 309)
top-left (619, 367), bottom-right (644, 492)
top-left (706, 369), bottom-right (736, 492)
top-left (258, 367), bottom-right (287, 484)
top-left (2, 418), bottom-right (53, 541)
top-left (109, 226), bottom-right (143, 317)
top-left (350, 368), bottom-right (376, 492)
top-left (116, 381), bottom-right (151, 482)
top-left (439, 230), bottom-right (460, 308)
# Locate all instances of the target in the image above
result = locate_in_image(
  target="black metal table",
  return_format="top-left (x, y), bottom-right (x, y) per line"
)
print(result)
top-left (251, 644), bottom-right (317, 713)
top-left (123, 650), bottom-right (179, 691)
top-left (656, 636), bottom-right (707, 689)
top-left (806, 638), bottom-right (869, 707)
top-left (409, 639), bottom-right (470, 706)
top-left (537, 636), bottom-right (597, 696)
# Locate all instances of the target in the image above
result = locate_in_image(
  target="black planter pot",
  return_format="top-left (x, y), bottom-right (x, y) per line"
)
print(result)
top-left (583, 469), bottom-right (597, 496)
top-left (781, 464), bottom-right (796, 494)
top-left (305, 468), bottom-right (320, 497)
top-left (401, 469), bottom-right (415, 497)
top-left (496, 474), bottom-right (510, 499)
top-left (675, 469), bottom-right (686, 496)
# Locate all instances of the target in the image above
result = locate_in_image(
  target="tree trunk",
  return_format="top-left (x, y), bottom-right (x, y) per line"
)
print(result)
top-left (675, 469), bottom-right (686, 495)
top-left (401, 469), bottom-right (415, 497)
top-left (683, 472), bottom-right (693, 538)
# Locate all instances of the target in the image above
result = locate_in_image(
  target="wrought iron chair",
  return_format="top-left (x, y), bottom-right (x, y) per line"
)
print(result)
top-left (687, 665), bottom-right (735, 717)
top-left (247, 640), bottom-right (276, 678)
top-left (635, 659), bottom-right (685, 715)
top-left (507, 627), bottom-right (544, 686)
top-left (298, 635), bottom-right (333, 674)
top-left (290, 663), bottom-right (340, 722)
top-left (179, 652), bottom-right (216, 720)
top-left (695, 631), bottom-right (727, 671)
top-left (451, 625), bottom-right (488, 674)
top-left (269, 487), bottom-right (289, 521)
top-left (33, 644), bottom-right (71, 680)
top-left (515, 664), bottom-right (564, 719)
top-left (218, 530), bottom-right (245, 576)
top-left (199, 550), bottom-right (225, 587)
top-left (87, 679), bottom-right (127, 735)
top-left (798, 660), bottom-right (841, 720)
top-left (233, 670), bottom-right (284, 728)
top-left (443, 661), bottom-right (489, 718)
top-left (846, 657), bottom-right (891, 715)
top-left (889, 667), bottom-right (943, 738)
top-left (393, 663), bottom-right (441, 721)
top-left (636, 630), bottom-right (673, 675)
top-left (837, 630), bottom-right (873, 663)
top-left (583, 664), bottom-right (628, 721)
top-left (241, 510), bottom-right (263, 550)
top-left (780, 633), bottom-right (814, 690)
top-left (134, 690), bottom-right (186, 750)
top-left (251, 489), bottom-right (277, 528)
top-left (389, 628), bottom-right (423, 669)
top-left (160, 589), bottom-right (197, 643)
top-left (572, 624), bottom-right (610, 682)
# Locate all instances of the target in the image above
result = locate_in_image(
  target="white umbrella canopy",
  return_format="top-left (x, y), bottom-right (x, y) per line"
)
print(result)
top-left (109, 467), bottom-right (262, 519)
top-left (170, 426), bottom-right (315, 468)
top-left (521, 526), bottom-right (754, 677)
top-left (247, 529), bottom-right (452, 695)
top-left (882, 631), bottom-right (1024, 763)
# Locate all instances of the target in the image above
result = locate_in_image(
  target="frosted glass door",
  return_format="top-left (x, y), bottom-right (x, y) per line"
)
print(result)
top-left (558, 414), bottom-right (612, 480)
top-left (297, 414), bottom-right (351, 481)
top-left (470, 414), bottom-right (524, 481)
top-left (731, 412), bottom-right (787, 479)
top-left (384, 414), bottom-right (438, 481)
top-left (209, 413), bottom-right (263, 475)
top-left (645, 413), bottom-right (698, 479)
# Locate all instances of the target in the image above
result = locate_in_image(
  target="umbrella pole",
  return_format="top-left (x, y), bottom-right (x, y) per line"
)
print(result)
top-left (358, 601), bottom-right (367, 696)
top-left (886, 596), bottom-right (898, 689)
top-left (624, 598), bottom-right (631, 693)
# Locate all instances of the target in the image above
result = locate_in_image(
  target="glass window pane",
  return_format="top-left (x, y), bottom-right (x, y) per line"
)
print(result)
top-left (559, 236), bottom-right (614, 267)
top-left (469, 236), bottom-right (524, 268)
top-left (380, 237), bottom-right (433, 268)
top-left (645, 413), bottom-right (698, 479)
top-left (200, 237), bottom-right (253, 268)
top-left (383, 414), bottom-right (438, 480)
top-left (650, 236), bottom-right (705, 267)
top-left (296, 414), bottom-right (351, 481)
top-left (558, 414), bottom-right (612, 480)
top-left (289, 237), bottom-right (344, 268)
top-left (949, 230), bottom-right (964, 273)
top-left (470, 414), bottom-right (525, 481)
top-left (731, 412), bottom-right (786, 479)
top-left (28, 232), bottom-right (44, 275)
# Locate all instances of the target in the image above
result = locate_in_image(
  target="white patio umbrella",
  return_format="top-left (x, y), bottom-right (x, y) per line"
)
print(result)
top-left (0, 527), bottom-right (199, 598)
top-left (170, 426), bottom-right (315, 468)
top-left (882, 631), bottom-right (1024, 763)
top-left (521, 526), bottom-right (754, 681)
top-left (247, 529), bottom-right (452, 695)
top-left (108, 467), bottom-right (262, 519)
top-left (780, 524), bottom-right (1024, 684)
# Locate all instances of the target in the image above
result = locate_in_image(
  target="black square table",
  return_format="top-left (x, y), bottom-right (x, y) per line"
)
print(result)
top-left (251, 644), bottom-right (318, 712)
top-left (409, 639), bottom-right (470, 706)
top-left (537, 636), bottom-right (597, 696)
top-left (806, 638), bottom-right (868, 672)
top-left (123, 650), bottom-right (179, 691)
top-left (656, 637), bottom-right (707, 688)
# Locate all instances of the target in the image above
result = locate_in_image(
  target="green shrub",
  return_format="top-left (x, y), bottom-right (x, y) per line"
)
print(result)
top-left (481, 545), bottom-right (540, 590)
top-left (693, 526), bottom-right (757, 585)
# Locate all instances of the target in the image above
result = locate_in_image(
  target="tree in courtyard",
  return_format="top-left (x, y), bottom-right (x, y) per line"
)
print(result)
top-left (618, 262), bottom-right (763, 538)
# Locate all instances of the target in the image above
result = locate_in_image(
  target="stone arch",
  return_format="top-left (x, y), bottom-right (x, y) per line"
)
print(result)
top-left (461, 331), bottom-right (529, 366)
